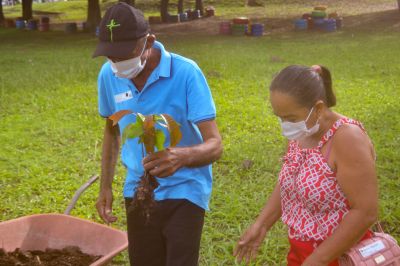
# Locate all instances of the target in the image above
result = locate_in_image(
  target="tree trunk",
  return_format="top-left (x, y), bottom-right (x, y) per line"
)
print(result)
top-left (86, 0), bottom-right (101, 32)
top-left (160, 0), bottom-right (169, 23)
top-left (178, 0), bottom-right (183, 14)
top-left (119, 0), bottom-right (135, 6)
top-left (0, 0), bottom-right (4, 25)
top-left (195, 0), bottom-right (203, 15)
top-left (22, 0), bottom-right (33, 20)
top-left (162, 0), bottom-right (202, 20)
top-left (247, 0), bottom-right (262, 6)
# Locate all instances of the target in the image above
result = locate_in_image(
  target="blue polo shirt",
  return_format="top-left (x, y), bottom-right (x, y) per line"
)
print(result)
top-left (97, 41), bottom-right (216, 210)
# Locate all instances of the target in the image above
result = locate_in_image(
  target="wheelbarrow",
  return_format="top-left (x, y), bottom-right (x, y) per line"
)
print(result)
top-left (0, 175), bottom-right (128, 266)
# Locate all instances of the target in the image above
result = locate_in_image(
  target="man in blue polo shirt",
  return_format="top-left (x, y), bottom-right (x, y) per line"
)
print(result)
top-left (92, 3), bottom-right (222, 266)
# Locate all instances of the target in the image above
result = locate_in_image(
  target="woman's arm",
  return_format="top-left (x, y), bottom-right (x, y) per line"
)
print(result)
top-left (234, 182), bottom-right (282, 264)
top-left (303, 124), bottom-right (378, 266)
top-left (254, 183), bottom-right (283, 230)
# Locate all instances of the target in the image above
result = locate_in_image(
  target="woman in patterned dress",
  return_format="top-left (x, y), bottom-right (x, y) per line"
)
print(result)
top-left (234, 65), bottom-right (378, 265)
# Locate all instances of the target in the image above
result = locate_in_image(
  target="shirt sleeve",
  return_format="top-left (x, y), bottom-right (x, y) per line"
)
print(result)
top-left (97, 66), bottom-right (113, 118)
top-left (186, 64), bottom-right (216, 124)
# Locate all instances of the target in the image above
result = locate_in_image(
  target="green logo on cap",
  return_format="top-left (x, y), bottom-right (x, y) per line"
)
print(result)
top-left (106, 19), bottom-right (120, 42)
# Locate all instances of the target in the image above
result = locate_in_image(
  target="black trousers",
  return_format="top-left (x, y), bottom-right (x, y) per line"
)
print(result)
top-left (125, 198), bottom-right (205, 266)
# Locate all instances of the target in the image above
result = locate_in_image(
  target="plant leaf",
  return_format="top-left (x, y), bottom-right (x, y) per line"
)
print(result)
top-left (159, 114), bottom-right (182, 147)
top-left (109, 110), bottom-right (133, 126)
top-left (155, 130), bottom-right (166, 151)
top-left (154, 115), bottom-right (164, 122)
top-left (121, 120), bottom-right (144, 144)
top-left (154, 115), bottom-right (168, 128)
top-left (143, 115), bottom-right (156, 154)
top-left (156, 122), bottom-right (168, 128)
top-left (137, 113), bottom-right (146, 122)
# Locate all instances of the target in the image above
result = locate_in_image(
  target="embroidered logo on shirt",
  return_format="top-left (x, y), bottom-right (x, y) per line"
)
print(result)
top-left (114, 91), bottom-right (133, 103)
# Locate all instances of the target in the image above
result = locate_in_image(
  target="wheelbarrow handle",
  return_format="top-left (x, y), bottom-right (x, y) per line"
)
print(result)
top-left (64, 175), bottom-right (99, 215)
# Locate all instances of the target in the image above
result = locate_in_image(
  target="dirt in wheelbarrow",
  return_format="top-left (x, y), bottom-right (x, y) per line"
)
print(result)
top-left (0, 246), bottom-right (101, 266)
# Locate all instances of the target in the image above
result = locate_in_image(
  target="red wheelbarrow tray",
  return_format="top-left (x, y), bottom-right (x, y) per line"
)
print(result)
top-left (0, 176), bottom-right (128, 266)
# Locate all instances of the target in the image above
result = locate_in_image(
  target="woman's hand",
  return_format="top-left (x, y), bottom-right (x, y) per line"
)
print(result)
top-left (233, 183), bottom-right (282, 264)
top-left (233, 222), bottom-right (268, 264)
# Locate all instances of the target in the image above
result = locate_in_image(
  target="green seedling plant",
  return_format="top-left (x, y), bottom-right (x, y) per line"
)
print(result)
top-left (109, 110), bottom-right (182, 220)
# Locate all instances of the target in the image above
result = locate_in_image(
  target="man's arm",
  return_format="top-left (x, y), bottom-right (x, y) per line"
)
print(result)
top-left (143, 120), bottom-right (222, 178)
top-left (96, 118), bottom-right (121, 223)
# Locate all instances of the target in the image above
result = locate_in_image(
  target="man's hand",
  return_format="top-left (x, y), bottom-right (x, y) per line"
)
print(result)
top-left (96, 188), bottom-right (118, 224)
top-left (142, 147), bottom-right (185, 178)
top-left (142, 120), bottom-right (222, 178)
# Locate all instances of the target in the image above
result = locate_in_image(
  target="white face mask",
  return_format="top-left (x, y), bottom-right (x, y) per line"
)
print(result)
top-left (109, 36), bottom-right (148, 79)
top-left (279, 106), bottom-right (320, 140)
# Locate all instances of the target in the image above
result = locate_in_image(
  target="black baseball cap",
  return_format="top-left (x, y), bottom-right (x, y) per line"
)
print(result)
top-left (92, 2), bottom-right (150, 58)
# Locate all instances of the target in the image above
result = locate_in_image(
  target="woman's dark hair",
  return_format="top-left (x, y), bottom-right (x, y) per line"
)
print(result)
top-left (270, 65), bottom-right (336, 108)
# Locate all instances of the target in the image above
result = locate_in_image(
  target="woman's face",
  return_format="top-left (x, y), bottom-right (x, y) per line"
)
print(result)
top-left (270, 90), bottom-right (319, 128)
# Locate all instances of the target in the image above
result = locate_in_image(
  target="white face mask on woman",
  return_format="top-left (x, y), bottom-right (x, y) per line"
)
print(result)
top-left (279, 106), bottom-right (320, 140)
top-left (109, 36), bottom-right (148, 79)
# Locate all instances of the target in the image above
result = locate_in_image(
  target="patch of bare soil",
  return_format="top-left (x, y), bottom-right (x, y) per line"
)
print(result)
top-left (0, 246), bottom-right (101, 266)
top-left (344, 9), bottom-right (400, 32)
top-left (150, 9), bottom-right (400, 36)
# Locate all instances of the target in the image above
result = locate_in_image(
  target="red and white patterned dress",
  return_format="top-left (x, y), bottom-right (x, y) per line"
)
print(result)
top-left (279, 117), bottom-right (366, 242)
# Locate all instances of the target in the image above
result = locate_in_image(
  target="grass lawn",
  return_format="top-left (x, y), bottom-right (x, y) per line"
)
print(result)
top-left (1, 9), bottom-right (400, 265)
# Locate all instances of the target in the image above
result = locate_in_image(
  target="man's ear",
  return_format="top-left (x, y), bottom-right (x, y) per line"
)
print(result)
top-left (146, 34), bottom-right (156, 49)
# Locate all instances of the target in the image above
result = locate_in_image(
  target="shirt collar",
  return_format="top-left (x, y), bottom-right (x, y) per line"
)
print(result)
top-left (153, 41), bottom-right (171, 78)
